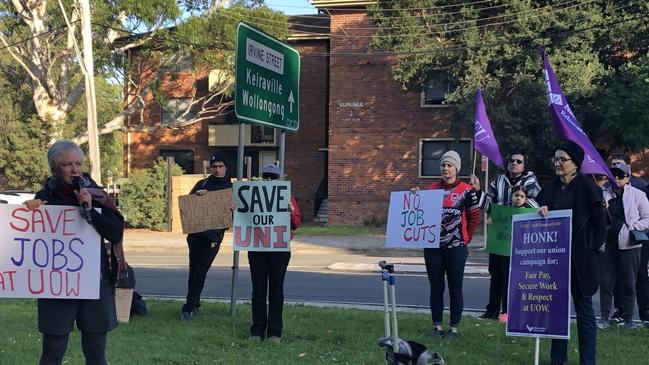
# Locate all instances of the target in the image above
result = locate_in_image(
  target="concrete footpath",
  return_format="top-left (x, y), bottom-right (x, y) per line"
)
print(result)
top-left (123, 230), bottom-right (490, 275)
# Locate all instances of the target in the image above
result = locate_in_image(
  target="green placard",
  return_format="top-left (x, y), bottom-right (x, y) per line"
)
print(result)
top-left (235, 22), bottom-right (300, 131)
top-left (487, 205), bottom-right (538, 256)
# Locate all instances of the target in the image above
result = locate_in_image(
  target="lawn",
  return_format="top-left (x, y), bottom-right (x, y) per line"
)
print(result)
top-left (0, 299), bottom-right (644, 364)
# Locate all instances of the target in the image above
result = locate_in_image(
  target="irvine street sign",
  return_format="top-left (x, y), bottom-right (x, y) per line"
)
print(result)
top-left (235, 22), bottom-right (300, 131)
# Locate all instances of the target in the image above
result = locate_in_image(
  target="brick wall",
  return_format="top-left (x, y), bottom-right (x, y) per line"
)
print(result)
top-left (285, 40), bottom-right (328, 221)
top-left (326, 10), bottom-right (461, 225)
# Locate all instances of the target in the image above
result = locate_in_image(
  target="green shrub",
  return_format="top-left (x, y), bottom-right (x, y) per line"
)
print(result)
top-left (119, 158), bottom-right (183, 230)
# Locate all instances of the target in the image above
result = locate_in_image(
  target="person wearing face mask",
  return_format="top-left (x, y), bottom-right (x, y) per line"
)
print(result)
top-left (23, 139), bottom-right (125, 365)
top-left (536, 141), bottom-right (607, 365)
top-left (595, 162), bottom-right (649, 331)
top-left (248, 163), bottom-right (301, 342)
top-left (180, 151), bottom-right (232, 321)
top-left (413, 150), bottom-right (480, 340)
top-left (471, 152), bottom-right (541, 323)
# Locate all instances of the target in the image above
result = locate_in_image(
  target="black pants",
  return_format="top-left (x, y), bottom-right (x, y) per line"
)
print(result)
top-left (40, 332), bottom-right (107, 365)
top-left (424, 245), bottom-right (468, 327)
top-left (485, 253), bottom-right (510, 315)
top-left (636, 243), bottom-right (649, 321)
top-left (182, 235), bottom-right (220, 313)
top-left (608, 246), bottom-right (642, 321)
top-left (248, 251), bottom-right (291, 338)
top-left (598, 240), bottom-right (617, 318)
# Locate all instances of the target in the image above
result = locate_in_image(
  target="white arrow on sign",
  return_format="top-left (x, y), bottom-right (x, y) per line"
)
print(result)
top-left (288, 90), bottom-right (294, 113)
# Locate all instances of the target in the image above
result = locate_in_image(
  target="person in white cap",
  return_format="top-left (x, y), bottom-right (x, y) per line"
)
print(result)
top-left (413, 150), bottom-right (480, 340)
top-left (248, 163), bottom-right (301, 342)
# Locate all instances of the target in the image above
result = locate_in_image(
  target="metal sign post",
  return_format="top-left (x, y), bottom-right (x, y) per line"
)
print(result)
top-left (229, 122), bottom-right (246, 316)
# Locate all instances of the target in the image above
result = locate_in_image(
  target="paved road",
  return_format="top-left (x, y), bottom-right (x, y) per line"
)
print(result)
top-left (132, 266), bottom-right (491, 311)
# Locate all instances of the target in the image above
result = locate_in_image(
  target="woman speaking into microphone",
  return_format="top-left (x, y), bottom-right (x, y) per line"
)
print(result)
top-left (24, 139), bottom-right (125, 365)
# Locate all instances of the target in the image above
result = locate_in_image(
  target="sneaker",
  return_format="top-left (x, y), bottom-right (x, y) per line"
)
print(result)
top-left (623, 321), bottom-right (642, 330)
top-left (444, 329), bottom-right (459, 340)
top-left (608, 316), bottom-right (624, 325)
top-left (596, 318), bottom-right (609, 330)
top-left (267, 336), bottom-right (281, 343)
top-left (643, 320), bottom-right (649, 329)
top-left (498, 313), bottom-right (508, 324)
top-left (478, 312), bottom-right (498, 320)
top-left (430, 328), bottom-right (444, 338)
top-left (180, 308), bottom-right (197, 321)
top-left (249, 335), bottom-right (262, 342)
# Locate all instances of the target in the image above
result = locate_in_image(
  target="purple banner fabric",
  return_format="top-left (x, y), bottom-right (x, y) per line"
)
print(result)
top-left (474, 89), bottom-right (505, 169)
top-left (540, 48), bottom-right (615, 182)
top-left (507, 210), bottom-right (572, 339)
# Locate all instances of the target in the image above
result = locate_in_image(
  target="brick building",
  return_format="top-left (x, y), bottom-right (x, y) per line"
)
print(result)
top-left (123, 1), bottom-right (475, 225)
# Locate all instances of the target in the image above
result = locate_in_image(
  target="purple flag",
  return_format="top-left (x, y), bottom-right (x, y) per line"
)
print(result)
top-left (540, 48), bottom-right (615, 182)
top-left (474, 89), bottom-right (505, 169)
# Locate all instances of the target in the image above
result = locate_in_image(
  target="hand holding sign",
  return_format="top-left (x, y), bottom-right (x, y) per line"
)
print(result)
top-left (385, 190), bottom-right (443, 249)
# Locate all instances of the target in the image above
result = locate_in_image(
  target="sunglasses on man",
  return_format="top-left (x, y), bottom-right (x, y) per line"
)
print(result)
top-left (509, 158), bottom-right (524, 164)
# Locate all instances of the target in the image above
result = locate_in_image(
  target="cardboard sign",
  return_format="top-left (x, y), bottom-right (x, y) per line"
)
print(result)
top-left (487, 205), bottom-right (538, 256)
top-left (0, 204), bottom-right (101, 299)
top-left (385, 190), bottom-right (443, 249)
top-left (178, 189), bottom-right (233, 234)
top-left (507, 210), bottom-right (572, 339)
top-left (232, 181), bottom-right (291, 252)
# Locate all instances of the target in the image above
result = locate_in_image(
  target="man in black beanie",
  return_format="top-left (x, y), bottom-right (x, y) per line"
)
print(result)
top-left (181, 151), bottom-right (232, 320)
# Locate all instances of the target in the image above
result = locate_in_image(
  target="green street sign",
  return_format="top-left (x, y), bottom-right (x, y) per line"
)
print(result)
top-left (235, 22), bottom-right (300, 131)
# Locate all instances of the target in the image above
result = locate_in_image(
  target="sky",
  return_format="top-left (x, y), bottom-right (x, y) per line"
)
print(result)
top-left (264, 0), bottom-right (318, 15)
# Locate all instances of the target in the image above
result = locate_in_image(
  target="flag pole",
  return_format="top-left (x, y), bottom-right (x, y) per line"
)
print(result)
top-left (472, 150), bottom-right (478, 176)
top-left (480, 156), bottom-right (489, 250)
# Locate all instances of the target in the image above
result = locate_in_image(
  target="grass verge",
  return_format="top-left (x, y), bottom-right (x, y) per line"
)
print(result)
top-left (295, 225), bottom-right (384, 236)
top-left (0, 299), bottom-right (644, 364)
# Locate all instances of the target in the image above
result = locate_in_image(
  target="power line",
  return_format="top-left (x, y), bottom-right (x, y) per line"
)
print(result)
top-left (214, 0), bottom-right (599, 39)
top-left (0, 21), bottom-right (79, 53)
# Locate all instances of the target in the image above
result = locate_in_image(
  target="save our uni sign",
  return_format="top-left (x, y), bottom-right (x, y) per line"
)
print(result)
top-left (235, 22), bottom-right (300, 131)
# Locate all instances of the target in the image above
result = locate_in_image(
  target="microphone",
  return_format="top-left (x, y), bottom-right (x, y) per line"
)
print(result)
top-left (72, 176), bottom-right (92, 224)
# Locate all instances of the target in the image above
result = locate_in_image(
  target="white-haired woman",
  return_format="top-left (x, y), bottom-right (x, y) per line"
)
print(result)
top-left (24, 139), bottom-right (125, 365)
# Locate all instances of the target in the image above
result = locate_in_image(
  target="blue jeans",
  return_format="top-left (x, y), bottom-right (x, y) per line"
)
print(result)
top-left (424, 245), bottom-right (468, 327)
top-left (550, 294), bottom-right (596, 365)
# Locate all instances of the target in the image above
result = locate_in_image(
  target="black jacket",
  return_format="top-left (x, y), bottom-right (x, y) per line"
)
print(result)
top-left (35, 175), bottom-right (124, 284)
top-left (188, 174), bottom-right (233, 243)
top-left (536, 174), bottom-right (607, 297)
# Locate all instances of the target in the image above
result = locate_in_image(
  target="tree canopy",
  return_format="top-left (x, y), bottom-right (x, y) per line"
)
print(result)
top-left (0, 0), bottom-right (289, 188)
top-left (369, 0), bottom-right (649, 172)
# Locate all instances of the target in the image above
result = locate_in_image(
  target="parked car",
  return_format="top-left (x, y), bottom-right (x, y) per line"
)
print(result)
top-left (0, 191), bottom-right (34, 205)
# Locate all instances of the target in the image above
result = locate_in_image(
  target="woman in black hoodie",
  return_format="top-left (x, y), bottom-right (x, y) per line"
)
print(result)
top-left (25, 139), bottom-right (125, 365)
top-left (180, 152), bottom-right (233, 320)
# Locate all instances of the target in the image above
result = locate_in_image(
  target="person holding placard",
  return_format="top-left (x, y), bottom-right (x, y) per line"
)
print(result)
top-left (536, 141), bottom-right (607, 365)
top-left (416, 150), bottom-right (480, 339)
top-left (471, 152), bottom-right (541, 323)
top-left (180, 151), bottom-right (232, 321)
top-left (24, 140), bottom-right (125, 365)
top-left (248, 163), bottom-right (301, 342)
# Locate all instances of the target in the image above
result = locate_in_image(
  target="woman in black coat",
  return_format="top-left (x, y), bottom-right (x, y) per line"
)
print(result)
top-left (536, 141), bottom-right (607, 365)
top-left (25, 140), bottom-right (125, 365)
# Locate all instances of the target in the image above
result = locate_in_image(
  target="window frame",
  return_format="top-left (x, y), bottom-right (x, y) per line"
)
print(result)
top-left (418, 138), bottom-right (473, 179)
top-left (420, 71), bottom-right (454, 108)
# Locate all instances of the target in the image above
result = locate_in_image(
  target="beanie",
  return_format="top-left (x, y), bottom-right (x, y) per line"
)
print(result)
top-left (440, 150), bottom-right (462, 173)
top-left (209, 151), bottom-right (227, 166)
top-left (556, 141), bottom-right (584, 170)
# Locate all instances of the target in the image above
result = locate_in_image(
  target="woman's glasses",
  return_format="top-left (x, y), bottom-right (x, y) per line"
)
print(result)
top-left (509, 158), bottom-right (524, 164)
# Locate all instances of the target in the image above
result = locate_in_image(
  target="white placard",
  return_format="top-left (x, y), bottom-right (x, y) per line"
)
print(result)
top-left (385, 190), bottom-right (444, 249)
top-left (0, 204), bottom-right (101, 299)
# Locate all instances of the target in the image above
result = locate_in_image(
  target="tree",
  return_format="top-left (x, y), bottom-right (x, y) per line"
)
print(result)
top-left (0, 0), bottom-right (288, 147)
top-left (369, 0), bottom-right (649, 172)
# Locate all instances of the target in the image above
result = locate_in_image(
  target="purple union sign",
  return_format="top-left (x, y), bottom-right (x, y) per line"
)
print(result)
top-left (507, 210), bottom-right (572, 339)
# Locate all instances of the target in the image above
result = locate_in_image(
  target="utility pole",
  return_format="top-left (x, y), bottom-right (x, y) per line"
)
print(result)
top-left (79, 0), bottom-right (101, 182)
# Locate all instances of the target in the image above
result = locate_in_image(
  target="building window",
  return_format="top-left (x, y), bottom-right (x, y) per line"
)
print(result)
top-left (160, 150), bottom-right (194, 174)
top-left (250, 124), bottom-right (275, 144)
top-left (163, 54), bottom-right (193, 73)
top-left (420, 71), bottom-right (454, 107)
top-left (419, 138), bottom-right (472, 178)
top-left (161, 98), bottom-right (195, 125)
